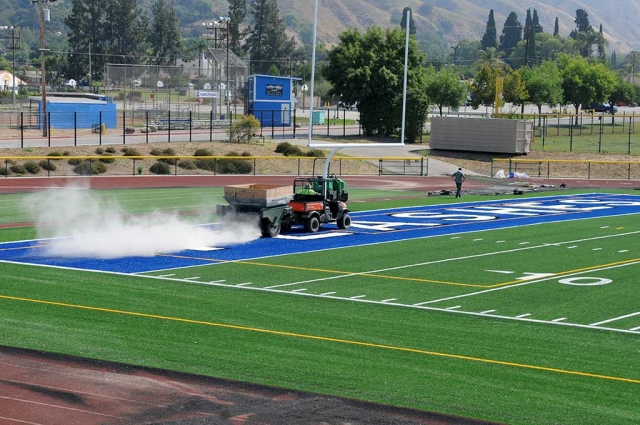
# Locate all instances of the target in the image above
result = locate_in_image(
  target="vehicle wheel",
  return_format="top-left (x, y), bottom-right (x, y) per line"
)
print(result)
top-left (261, 220), bottom-right (281, 238)
top-left (304, 216), bottom-right (320, 233)
top-left (337, 214), bottom-right (351, 229)
top-left (281, 222), bottom-right (292, 232)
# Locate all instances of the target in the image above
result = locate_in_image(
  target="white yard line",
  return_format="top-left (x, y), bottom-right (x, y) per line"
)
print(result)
top-left (590, 311), bottom-right (640, 326)
top-left (263, 230), bottom-right (640, 290)
top-left (516, 313), bottom-right (531, 318)
top-left (480, 309), bottom-right (496, 314)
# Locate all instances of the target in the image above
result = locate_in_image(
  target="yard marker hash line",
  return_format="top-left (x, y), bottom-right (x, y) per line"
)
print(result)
top-left (1, 294), bottom-right (639, 385)
top-left (590, 311), bottom-right (640, 326)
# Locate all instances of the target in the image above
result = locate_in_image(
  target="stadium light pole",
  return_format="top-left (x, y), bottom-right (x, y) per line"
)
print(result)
top-left (37, 0), bottom-right (48, 137)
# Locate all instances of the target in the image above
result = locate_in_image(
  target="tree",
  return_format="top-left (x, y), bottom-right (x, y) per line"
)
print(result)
top-left (103, 0), bottom-right (148, 65)
top-left (520, 61), bottom-right (563, 123)
top-left (229, 0), bottom-right (246, 54)
top-left (499, 12), bottom-right (522, 57)
top-left (148, 0), bottom-right (182, 65)
top-left (469, 63), bottom-right (502, 109)
top-left (502, 69), bottom-right (528, 112)
top-left (608, 78), bottom-right (635, 107)
top-left (473, 47), bottom-right (506, 69)
top-left (597, 24), bottom-right (606, 60)
top-left (65, 0), bottom-right (106, 81)
top-left (532, 9), bottom-right (542, 33)
top-left (480, 10), bottom-right (497, 50)
top-left (424, 66), bottom-right (467, 116)
top-left (400, 7), bottom-right (416, 36)
top-left (573, 9), bottom-right (592, 33)
top-left (245, 0), bottom-right (295, 75)
top-left (559, 54), bottom-right (617, 123)
top-left (324, 27), bottom-right (429, 141)
top-left (553, 17), bottom-right (560, 37)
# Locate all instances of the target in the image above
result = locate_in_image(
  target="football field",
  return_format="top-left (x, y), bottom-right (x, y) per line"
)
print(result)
top-left (0, 189), bottom-right (638, 424)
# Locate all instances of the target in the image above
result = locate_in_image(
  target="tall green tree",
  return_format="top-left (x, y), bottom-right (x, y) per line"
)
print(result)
top-left (103, 0), bottom-right (148, 65)
top-left (553, 17), bottom-right (559, 37)
top-left (400, 7), bottom-right (416, 36)
top-left (148, 0), bottom-right (182, 65)
top-left (499, 12), bottom-right (522, 57)
top-left (469, 62), bottom-right (501, 109)
top-left (324, 27), bottom-right (429, 141)
top-left (229, 0), bottom-right (246, 54)
top-left (502, 69), bottom-right (528, 111)
top-left (559, 54), bottom-right (617, 123)
top-left (245, 0), bottom-right (295, 74)
top-left (532, 9), bottom-right (542, 33)
top-left (424, 66), bottom-right (467, 116)
top-left (520, 61), bottom-right (563, 122)
top-left (597, 23), bottom-right (606, 60)
top-left (481, 10), bottom-right (497, 50)
top-left (65, 0), bottom-right (106, 81)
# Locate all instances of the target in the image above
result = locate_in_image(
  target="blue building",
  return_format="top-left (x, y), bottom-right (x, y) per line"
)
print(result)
top-left (247, 75), bottom-right (299, 126)
top-left (29, 93), bottom-right (117, 130)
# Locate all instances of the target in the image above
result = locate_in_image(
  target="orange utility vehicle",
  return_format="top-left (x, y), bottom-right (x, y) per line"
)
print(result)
top-left (217, 176), bottom-right (351, 237)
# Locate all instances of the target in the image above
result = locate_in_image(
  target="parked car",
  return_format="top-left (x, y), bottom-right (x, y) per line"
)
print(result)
top-left (132, 80), bottom-right (142, 87)
top-left (337, 101), bottom-right (357, 110)
top-left (582, 102), bottom-right (618, 114)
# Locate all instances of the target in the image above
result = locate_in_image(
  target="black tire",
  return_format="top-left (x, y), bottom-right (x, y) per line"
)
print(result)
top-left (261, 220), bottom-right (281, 237)
top-left (281, 222), bottom-right (292, 232)
top-left (337, 214), bottom-right (351, 229)
top-left (304, 216), bottom-right (320, 233)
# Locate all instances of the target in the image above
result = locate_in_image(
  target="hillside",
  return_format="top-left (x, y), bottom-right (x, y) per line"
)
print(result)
top-left (2, 0), bottom-right (639, 58)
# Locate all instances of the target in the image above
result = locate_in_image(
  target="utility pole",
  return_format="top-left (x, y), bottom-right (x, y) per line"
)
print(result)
top-left (1, 27), bottom-right (20, 106)
top-left (38, 0), bottom-right (48, 137)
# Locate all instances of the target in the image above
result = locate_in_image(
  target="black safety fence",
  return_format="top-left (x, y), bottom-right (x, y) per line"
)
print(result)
top-left (0, 108), bottom-right (361, 149)
top-left (0, 155), bottom-right (427, 178)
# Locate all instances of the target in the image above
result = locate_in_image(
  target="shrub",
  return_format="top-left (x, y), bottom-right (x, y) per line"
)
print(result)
top-left (306, 149), bottom-right (324, 157)
top-left (159, 148), bottom-right (177, 165)
top-left (194, 148), bottom-right (213, 156)
top-left (178, 159), bottom-right (197, 170)
top-left (0, 167), bottom-right (9, 176)
top-left (95, 147), bottom-right (105, 154)
top-left (73, 160), bottom-right (107, 175)
top-left (99, 154), bottom-right (115, 164)
top-left (194, 148), bottom-right (215, 171)
top-left (39, 160), bottom-right (57, 171)
top-left (275, 142), bottom-right (304, 156)
top-left (63, 151), bottom-right (71, 156)
top-left (123, 148), bottom-right (141, 156)
top-left (218, 152), bottom-right (253, 174)
top-left (23, 161), bottom-right (41, 174)
top-left (149, 161), bottom-right (172, 175)
top-left (9, 164), bottom-right (27, 174)
top-left (68, 158), bottom-right (82, 166)
top-left (228, 114), bottom-right (260, 143)
top-left (105, 146), bottom-right (117, 153)
top-left (48, 151), bottom-right (64, 159)
top-left (150, 147), bottom-right (162, 156)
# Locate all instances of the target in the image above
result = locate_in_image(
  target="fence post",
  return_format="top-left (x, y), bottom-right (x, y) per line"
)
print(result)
top-left (598, 117), bottom-right (603, 153)
top-left (99, 111), bottom-right (103, 145)
top-left (189, 110), bottom-right (192, 142)
top-left (168, 110), bottom-right (171, 143)
top-left (209, 110), bottom-right (213, 141)
top-left (628, 116), bottom-right (632, 155)
top-left (20, 112), bottom-right (23, 149)
top-left (48, 112), bottom-right (51, 147)
top-left (569, 116), bottom-right (573, 152)
top-left (327, 109), bottom-right (330, 137)
top-left (146, 111), bottom-right (149, 144)
top-left (122, 110), bottom-right (126, 144)
top-left (293, 108), bottom-right (296, 138)
top-left (74, 111), bottom-right (77, 146)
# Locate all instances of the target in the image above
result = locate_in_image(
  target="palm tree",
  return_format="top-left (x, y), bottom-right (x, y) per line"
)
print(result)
top-left (473, 47), bottom-right (506, 69)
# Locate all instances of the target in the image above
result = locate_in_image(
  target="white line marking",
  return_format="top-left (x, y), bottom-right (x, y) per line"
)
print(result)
top-left (600, 226), bottom-right (610, 229)
top-left (486, 270), bottom-right (514, 274)
top-left (552, 317), bottom-right (567, 322)
top-left (473, 238), bottom-right (483, 241)
top-left (0, 395), bottom-right (128, 420)
top-left (516, 313), bottom-right (531, 318)
top-left (590, 311), bottom-right (640, 326)
top-left (350, 295), bottom-right (367, 299)
top-left (496, 240), bottom-right (506, 243)
top-left (592, 248), bottom-right (602, 251)
top-left (446, 305), bottom-right (461, 310)
top-left (450, 236), bottom-right (461, 239)
top-left (413, 301), bottom-right (431, 306)
top-left (480, 310), bottom-right (496, 314)
top-left (320, 292), bottom-right (336, 296)
top-left (568, 245), bottom-right (578, 249)
top-left (291, 288), bottom-right (307, 292)
top-left (0, 415), bottom-right (43, 425)
top-left (209, 280), bottom-right (226, 283)
top-left (519, 242), bottom-right (530, 245)
top-left (183, 276), bottom-right (201, 280)
top-left (158, 274), bottom-right (175, 277)
top-left (235, 282), bottom-right (253, 287)
top-left (263, 230), bottom-right (640, 289)
top-left (381, 298), bottom-right (397, 303)
top-left (631, 326), bottom-right (640, 331)
top-left (619, 250), bottom-right (629, 253)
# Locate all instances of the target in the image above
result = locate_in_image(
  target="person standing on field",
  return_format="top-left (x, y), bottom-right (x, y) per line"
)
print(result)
top-left (452, 168), bottom-right (465, 198)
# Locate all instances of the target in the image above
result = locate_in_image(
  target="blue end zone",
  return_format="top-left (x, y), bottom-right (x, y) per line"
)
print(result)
top-left (2, 193), bottom-right (639, 274)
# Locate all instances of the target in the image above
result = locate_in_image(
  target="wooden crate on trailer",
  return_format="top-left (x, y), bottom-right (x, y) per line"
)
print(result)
top-left (223, 184), bottom-right (293, 208)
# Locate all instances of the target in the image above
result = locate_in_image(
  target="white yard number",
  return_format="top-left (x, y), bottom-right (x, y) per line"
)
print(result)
top-left (558, 277), bottom-right (612, 286)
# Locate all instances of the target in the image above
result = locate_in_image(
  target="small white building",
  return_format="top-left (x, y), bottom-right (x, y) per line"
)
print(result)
top-left (0, 70), bottom-right (26, 92)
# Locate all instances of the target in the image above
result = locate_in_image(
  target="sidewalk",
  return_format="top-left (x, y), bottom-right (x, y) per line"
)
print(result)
top-left (285, 138), bottom-right (480, 177)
